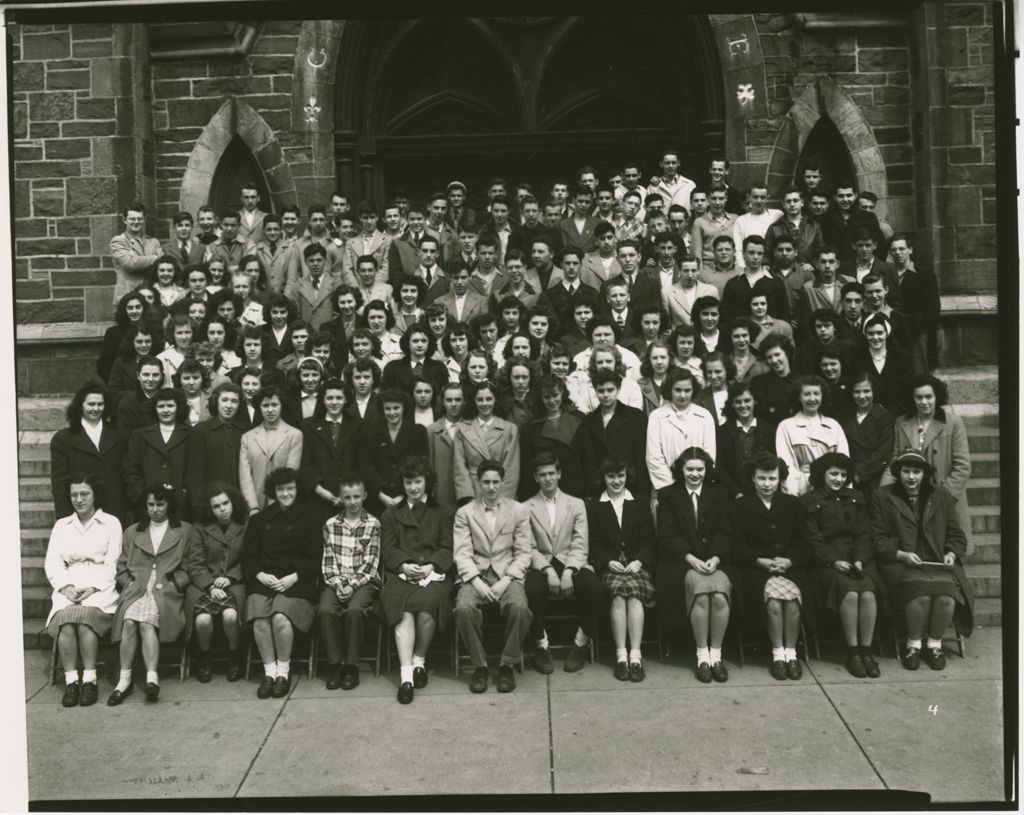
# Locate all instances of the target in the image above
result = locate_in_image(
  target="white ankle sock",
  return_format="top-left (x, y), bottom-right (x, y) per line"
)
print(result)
top-left (783, 647), bottom-right (797, 662)
top-left (696, 647), bottom-right (711, 665)
top-left (115, 669), bottom-right (132, 693)
top-left (276, 660), bottom-right (290, 679)
top-left (65, 671), bottom-right (79, 685)
top-left (146, 671), bottom-right (159, 685)
top-left (615, 648), bottom-right (628, 663)
top-left (907, 638), bottom-right (923, 650)
top-left (411, 655), bottom-right (425, 670)
top-left (628, 648), bottom-right (642, 665)
top-left (708, 647), bottom-right (722, 664)
top-left (771, 647), bottom-right (785, 662)
top-left (926, 638), bottom-right (943, 650)
top-left (400, 666), bottom-right (414, 684)
top-left (573, 627), bottom-right (590, 647)
top-left (537, 631), bottom-right (549, 650)
top-left (263, 662), bottom-right (278, 679)
top-left (81, 669), bottom-right (97, 684)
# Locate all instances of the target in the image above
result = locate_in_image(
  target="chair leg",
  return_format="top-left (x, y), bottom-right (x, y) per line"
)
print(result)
top-left (307, 628), bottom-right (318, 681)
top-left (373, 623), bottom-right (382, 677)
top-left (179, 631), bottom-right (190, 683)
top-left (735, 628), bottom-right (745, 667)
top-left (51, 639), bottom-right (60, 686)
top-left (244, 636), bottom-right (253, 680)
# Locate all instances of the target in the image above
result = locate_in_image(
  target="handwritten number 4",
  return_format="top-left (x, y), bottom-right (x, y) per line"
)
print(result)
top-left (928, 704), bottom-right (939, 715)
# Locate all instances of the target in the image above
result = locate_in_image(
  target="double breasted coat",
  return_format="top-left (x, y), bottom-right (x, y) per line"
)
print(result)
top-left (578, 404), bottom-right (650, 498)
top-left (731, 492), bottom-right (815, 627)
top-left (586, 494), bottom-right (656, 574)
top-left (453, 417), bottom-right (520, 501)
top-left (184, 519), bottom-right (248, 633)
top-left (241, 500), bottom-right (321, 603)
top-left (238, 422), bottom-right (304, 511)
top-left (300, 415), bottom-right (361, 514)
top-left (774, 414), bottom-right (850, 496)
top-left (50, 424), bottom-right (129, 523)
top-left (646, 403), bottom-right (718, 491)
top-left (186, 418), bottom-right (245, 510)
top-left (111, 520), bottom-right (193, 643)
top-left (841, 405), bottom-right (894, 493)
top-left (714, 419), bottom-right (776, 498)
top-left (358, 419), bottom-right (429, 514)
top-left (379, 501), bottom-right (456, 626)
top-left (123, 424), bottom-right (192, 508)
top-left (655, 483), bottom-right (737, 627)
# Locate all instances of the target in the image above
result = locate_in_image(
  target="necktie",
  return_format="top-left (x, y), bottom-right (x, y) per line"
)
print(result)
top-left (917, 425), bottom-right (925, 450)
top-left (423, 267), bottom-right (432, 288)
top-left (412, 362), bottom-right (423, 376)
top-left (692, 491), bottom-right (700, 529)
top-left (269, 242), bottom-right (277, 256)
top-left (311, 275), bottom-right (321, 291)
top-left (909, 494), bottom-right (919, 513)
top-left (180, 241), bottom-right (188, 258)
top-left (626, 274), bottom-right (634, 290)
top-left (328, 421), bottom-right (341, 444)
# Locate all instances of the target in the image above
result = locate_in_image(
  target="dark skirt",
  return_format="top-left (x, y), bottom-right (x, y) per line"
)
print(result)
top-left (47, 606), bottom-right (113, 640)
top-left (814, 562), bottom-right (884, 614)
top-left (890, 564), bottom-right (966, 609)
top-left (194, 592), bottom-right (239, 617)
top-left (379, 573), bottom-right (455, 629)
top-left (602, 567), bottom-right (655, 608)
top-left (245, 593), bottom-right (316, 633)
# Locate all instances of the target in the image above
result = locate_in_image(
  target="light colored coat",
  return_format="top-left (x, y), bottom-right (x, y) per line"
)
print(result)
top-left (342, 231), bottom-right (390, 283)
top-left (237, 208), bottom-right (268, 246)
top-left (453, 417), bottom-right (520, 501)
top-left (775, 414), bottom-right (850, 496)
top-left (435, 288), bottom-right (488, 324)
top-left (45, 511), bottom-right (123, 626)
top-left (426, 418), bottom-right (459, 509)
top-left (239, 422), bottom-right (304, 510)
top-left (290, 275), bottom-right (336, 329)
top-left (253, 240), bottom-right (293, 294)
top-left (453, 499), bottom-right (533, 583)
top-left (662, 281), bottom-right (720, 328)
top-left (110, 231), bottom-right (163, 303)
top-left (523, 491), bottom-right (590, 572)
top-left (646, 403), bottom-right (718, 491)
top-left (579, 252), bottom-right (622, 291)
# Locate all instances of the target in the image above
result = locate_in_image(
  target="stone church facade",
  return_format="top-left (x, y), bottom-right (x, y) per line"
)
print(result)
top-left (10, 9), bottom-right (1000, 394)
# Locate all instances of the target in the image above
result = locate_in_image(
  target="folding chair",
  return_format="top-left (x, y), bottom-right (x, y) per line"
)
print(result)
top-left (179, 617), bottom-right (247, 681)
top-left (591, 613), bottom-right (664, 664)
top-left (734, 619), bottom-right (814, 667)
top-left (885, 616), bottom-right (967, 660)
top-left (309, 610), bottom-right (385, 679)
top-left (534, 595), bottom-right (597, 665)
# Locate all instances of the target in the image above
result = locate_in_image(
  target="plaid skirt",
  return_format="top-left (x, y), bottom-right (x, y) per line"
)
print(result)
top-left (763, 575), bottom-right (802, 604)
top-left (123, 568), bottom-right (159, 627)
top-left (46, 605), bottom-right (113, 640)
top-left (193, 592), bottom-right (239, 617)
top-left (602, 567), bottom-right (655, 608)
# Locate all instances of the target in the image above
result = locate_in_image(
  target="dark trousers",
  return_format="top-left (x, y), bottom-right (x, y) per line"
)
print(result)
top-left (524, 560), bottom-right (600, 642)
top-left (318, 584), bottom-right (378, 665)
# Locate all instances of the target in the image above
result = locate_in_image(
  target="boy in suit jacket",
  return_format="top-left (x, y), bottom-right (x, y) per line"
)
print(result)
top-left (453, 459), bottom-right (533, 693)
top-left (522, 453), bottom-right (597, 674)
top-left (163, 212), bottom-right (207, 268)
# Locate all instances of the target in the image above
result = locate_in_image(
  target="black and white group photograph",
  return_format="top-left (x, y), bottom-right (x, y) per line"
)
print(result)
top-left (0, 0), bottom-right (1015, 810)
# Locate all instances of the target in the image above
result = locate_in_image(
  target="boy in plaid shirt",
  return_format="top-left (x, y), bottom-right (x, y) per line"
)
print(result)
top-left (318, 477), bottom-right (381, 690)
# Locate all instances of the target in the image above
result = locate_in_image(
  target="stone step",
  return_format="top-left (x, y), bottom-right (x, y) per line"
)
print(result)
top-left (968, 533), bottom-right (1002, 564)
top-left (23, 618), bottom-right (50, 651)
top-left (19, 476), bottom-right (53, 502)
top-left (22, 586), bottom-right (51, 619)
top-left (934, 366), bottom-right (998, 405)
top-left (22, 556), bottom-right (48, 587)
top-left (966, 478), bottom-right (1000, 506)
top-left (966, 426), bottom-right (999, 454)
top-left (17, 397), bottom-right (69, 432)
top-left (21, 528), bottom-right (50, 557)
top-left (19, 501), bottom-right (55, 530)
top-left (973, 597), bottom-right (1001, 627)
top-left (953, 403), bottom-right (999, 427)
top-left (970, 505), bottom-right (1000, 534)
top-left (970, 452), bottom-right (999, 478)
top-left (965, 563), bottom-right (1000, 599)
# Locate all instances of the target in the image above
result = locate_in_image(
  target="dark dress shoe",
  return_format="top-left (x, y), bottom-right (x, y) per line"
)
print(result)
top-left (144, 682), bottom-right (160, 702)
top-left (61, 681), bottom-right (81, 707)
top-left (925, 647), bottom-right (946, 671)
top-left (711, 661), bottom-right (729, 683)
top-left (340, 665), bottom-right (360, 690)
top-left (563, 644), bottom-right (588, 673)
top-left (226, 650), bottom-right (242, 682)
top-left (614, 661), bottom-right (630, 681)
top-left (79, 681), bottom-right (98, 707)
top-left (530, 648), bottom-right (554, 674)
top-left (770, 660), bottom-right (788, 681)
top-left (786, 659), bottom-right (803, 680)
top-left (397, 682), bottom-right (414, 704)
top-left (412, 667), bottom-right (428, 689)
top-left (107, 685), bottom-right (133, 706)
top-left (628, 661), bottom-right (645, 683)
top-left (902, 646), bottom-right (921, 671)
top-left (195, 653), bottom-right (213, 684)
top-left (860, 648), bottom-right (881, 678)
top-left (695, 662), bottom-right (713, 684)
top-left (325, 664), bottom-right (344, 690)
top-left (845, 649), bottom-right (867, 678)
top-left (256, 676), bottom-right (275, 698)
top-left (272, 676), bottom-right (290, 697)
top-left (496, 664), bottom-right (516, 692)
top-left (469, 667), bottom-right (489, 693)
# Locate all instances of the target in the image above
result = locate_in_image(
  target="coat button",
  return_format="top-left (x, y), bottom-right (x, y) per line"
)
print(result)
top-left (156, 583), bottom-right (163, 589)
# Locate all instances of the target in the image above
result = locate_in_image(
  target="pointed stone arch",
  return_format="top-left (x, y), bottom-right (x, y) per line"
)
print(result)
top-left (179, 98), bottom-right (297, 217)
top-left (766, 74), bottom-right (888, 203)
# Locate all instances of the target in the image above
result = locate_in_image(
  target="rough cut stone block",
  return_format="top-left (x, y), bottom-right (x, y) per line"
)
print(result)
top-left (16, 280), bottom-right (51, 300)
top-left (14, 181), bottom-right (31, 218)
top-left (856, 29), bottom-right (908, 48)
top-left (152, 60), bottom-right (209, 81)
top-left (46, 68), bottom-right (90, 90)
top-left (190, 75), bottom-right (273, 97)
top-left (61, 121), bottom-right (115, 137)
top-left (57, 217), bottom-right (92, 238)
top-left (29, 256), bottom-right (68, 270)
top-left (249, 55), bottom-right (294, 75)
top-left (76, 97), bottom-right (116, 120)
top-left (16, 217), bottom-right (48, 238)
top-left (51, 269), bottom-right (114, 287)
top-left (16, 300), bottom-right (84, 324)
top-left (22, 32), bottom-right (71, 61)
top-left (153, 79), bottom-right (190, 100)
top-left (857, 48), bottom-right (910, 73)
top-left (14, 62), bottom-right (45, 91)
top-left (948, 146), bottom-right (982, 163)
top-left (17, 237), bottom-right (77, 256)
top-left (955, 225), bottom-right (996, 259)
top-left (929, 108), bottom-right (972, 145)
top-left (44, 138), bottom-right (91, 160)
top-left (934, 186), bottom-right (981, 225)
top-left (15, 160), bottom-right (82, 180)
top-left (31, 189), bottom-right (64, 217)
top-left (947, 65), bottom-right (993, 85)
top-left (873, 85), bottom-right (910, 106)
top-left (933, 28), bottom-right (969, 67)
top-left (29, 121), bottom-right (60, 139)
top-left (71, 39), bottom-right (114, 58)
top-left (28, 91), bottom-right (74, 121)
top-left (72, 23), bottom-right (113, 40)
top-left (944, 3), bottom-right (985, 25)
top-left (14, 102), bottom-right (28, 139)
top-left (14, 144), bottom-right (43, 162)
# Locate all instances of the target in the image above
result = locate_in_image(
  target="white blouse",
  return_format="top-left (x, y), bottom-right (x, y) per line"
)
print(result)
top-left (45, 511), bottom-right (123, 624)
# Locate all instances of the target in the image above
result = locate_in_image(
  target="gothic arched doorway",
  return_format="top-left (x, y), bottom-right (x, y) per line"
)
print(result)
top-left (334, 15), bottom-right (725, 207)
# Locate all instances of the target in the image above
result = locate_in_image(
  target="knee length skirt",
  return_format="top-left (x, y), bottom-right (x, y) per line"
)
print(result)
top-left (602, 567), bottom-right (655, 608)
top-left (245, 593), bottom-right (316, 633)
top-left (123, 568), bottom-right (160, 628)
top-left (380, 574), bottom-right (454, 629)
top-left (47, 605), bottom-right (113, 640)
top-left (683, 569), bottom-right (732, 616)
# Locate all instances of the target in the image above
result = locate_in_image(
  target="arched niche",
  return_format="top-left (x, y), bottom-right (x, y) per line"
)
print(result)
top-left (209, 135), bottom-right (273, 214)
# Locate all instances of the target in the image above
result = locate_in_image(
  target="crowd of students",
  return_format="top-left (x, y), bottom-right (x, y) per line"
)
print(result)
top-left (43, 153), bottom-right (974, 709)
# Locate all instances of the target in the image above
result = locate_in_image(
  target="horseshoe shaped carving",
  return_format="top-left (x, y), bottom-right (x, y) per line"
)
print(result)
top-left (307, 48), bottom-right (327, 69)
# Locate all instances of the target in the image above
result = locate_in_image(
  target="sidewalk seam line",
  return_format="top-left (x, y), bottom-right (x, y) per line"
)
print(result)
top-left (546, 674), bottom-right (555, 794)
top-left (808, 665), bottom-right (890, 790)
top-left (232, 684), bottom-right (292, 797)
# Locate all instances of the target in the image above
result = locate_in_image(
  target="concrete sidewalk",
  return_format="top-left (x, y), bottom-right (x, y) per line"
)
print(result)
top-left (23, 627), bottom-right (1007, 804)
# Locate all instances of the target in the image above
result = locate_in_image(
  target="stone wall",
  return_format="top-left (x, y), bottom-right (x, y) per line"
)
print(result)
top-left (11, 22), bottom-right (152, 324)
